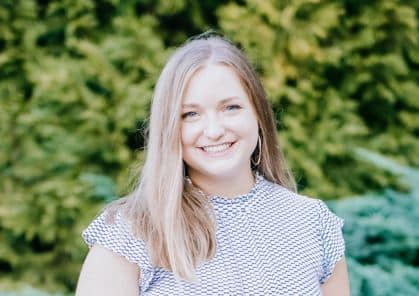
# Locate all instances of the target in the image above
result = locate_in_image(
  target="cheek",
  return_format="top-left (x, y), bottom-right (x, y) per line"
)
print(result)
top-left (181, 123), bottom-right (200, 146)
top-left (228, 112), bottom-right (259, 136)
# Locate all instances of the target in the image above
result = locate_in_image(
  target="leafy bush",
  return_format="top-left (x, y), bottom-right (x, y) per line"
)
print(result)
top-left (0, 0), bottom-right (165, 292)
top-left (328, 149), bottom-right (419, 295)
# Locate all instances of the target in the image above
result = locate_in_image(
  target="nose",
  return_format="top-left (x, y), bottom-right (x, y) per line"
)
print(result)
top-left (203, 114), bottom-right (225, 140)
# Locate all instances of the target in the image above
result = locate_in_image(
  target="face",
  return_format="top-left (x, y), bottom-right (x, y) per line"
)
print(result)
top-left (181, 64), bottom-right (259, 181)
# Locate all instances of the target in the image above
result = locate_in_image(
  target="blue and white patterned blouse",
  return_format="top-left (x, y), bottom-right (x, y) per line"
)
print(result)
top-left (82, 173), bottom-right (345, 295)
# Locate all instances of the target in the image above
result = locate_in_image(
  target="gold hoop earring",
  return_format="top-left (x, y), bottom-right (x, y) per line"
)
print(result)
top-left (251, 135), bottom-right (262, 167)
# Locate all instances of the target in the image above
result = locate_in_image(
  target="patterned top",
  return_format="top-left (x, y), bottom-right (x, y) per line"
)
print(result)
top-left (82, 173), bottom-right (345, 295)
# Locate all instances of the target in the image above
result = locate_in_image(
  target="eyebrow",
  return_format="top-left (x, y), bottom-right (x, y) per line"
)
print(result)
top-left (182, 96), bottom-right (241, 108)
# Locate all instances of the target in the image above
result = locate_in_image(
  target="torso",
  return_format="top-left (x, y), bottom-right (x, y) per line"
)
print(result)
top-left (140, 175), bottom-right (323, 295)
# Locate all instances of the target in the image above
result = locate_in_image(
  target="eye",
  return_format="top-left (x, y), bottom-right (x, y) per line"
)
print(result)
top-left (225, 104), bottom-right (241, 111)
top-left (182, 111), bottom-right (198, 119)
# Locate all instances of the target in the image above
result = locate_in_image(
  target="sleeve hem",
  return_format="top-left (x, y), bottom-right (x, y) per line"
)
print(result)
top-left (316, 199), bottom-right (346, 285)
top-left (319, 251), bottom-right (345, 285)
top-left (81, 232), bottom-right (155, 293)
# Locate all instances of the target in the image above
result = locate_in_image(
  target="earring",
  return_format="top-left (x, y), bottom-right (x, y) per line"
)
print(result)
top-left (183, 161), bottom-right (188, 178)
top-left (251, 135), bottom-right (262, 167)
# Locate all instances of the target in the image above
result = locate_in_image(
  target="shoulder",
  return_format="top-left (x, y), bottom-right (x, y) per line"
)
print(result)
top-left (81, 206), bottom-right (153, 272)
top-left (82, 205), bottom-right (153, 276)
top-left (80, 205), bottom-right (156, 294)
top-left (260, 178), bottom-right (320, 212)
top-left (259, 178), bottom-right (343, 228)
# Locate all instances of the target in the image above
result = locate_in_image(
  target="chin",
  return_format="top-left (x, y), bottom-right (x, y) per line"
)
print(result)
top-left (201, 165), bottom-right (244, 179)
top-left (186, 155), bottom-right (251, 179)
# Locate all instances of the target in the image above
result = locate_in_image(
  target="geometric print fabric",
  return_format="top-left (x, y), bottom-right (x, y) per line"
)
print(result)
top-left (82, 172), bottom-right (345, 295)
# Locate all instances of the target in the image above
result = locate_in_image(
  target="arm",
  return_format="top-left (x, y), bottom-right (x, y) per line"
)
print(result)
top-left (320, 256), bottom-right (350, 296)
top-left (76, 244), bottom-right (140, 296)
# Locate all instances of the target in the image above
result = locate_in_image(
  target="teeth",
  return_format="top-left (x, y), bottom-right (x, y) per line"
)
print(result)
top-left (202, 143), bottom-right (232, 153)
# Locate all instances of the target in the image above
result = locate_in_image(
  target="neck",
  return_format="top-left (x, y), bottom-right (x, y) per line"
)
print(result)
top-left (187, 169), bottom-right (256, 198)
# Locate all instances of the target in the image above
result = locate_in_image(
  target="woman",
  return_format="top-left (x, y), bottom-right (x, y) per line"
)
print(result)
top-left (76, 34), bottom-right (350, 295)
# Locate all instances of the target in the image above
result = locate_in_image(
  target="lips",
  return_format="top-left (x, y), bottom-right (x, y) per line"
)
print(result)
top-left (198, 141), bottom-right (237, 156)
top-left (201, 142), bottom-right (233, 153)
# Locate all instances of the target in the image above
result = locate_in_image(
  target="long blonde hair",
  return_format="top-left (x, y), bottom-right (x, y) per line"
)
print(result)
top-left (105, 34), bottom-right (296, 281)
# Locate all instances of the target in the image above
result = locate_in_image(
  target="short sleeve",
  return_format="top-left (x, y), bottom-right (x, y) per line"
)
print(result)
top-left (317, 199), bottom-right (346, 285)
top-left (82, 209), bottom-right (154, 291)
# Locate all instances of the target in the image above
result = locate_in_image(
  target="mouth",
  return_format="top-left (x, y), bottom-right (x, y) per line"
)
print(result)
top-left (198, 141), bottom-right (237, 156)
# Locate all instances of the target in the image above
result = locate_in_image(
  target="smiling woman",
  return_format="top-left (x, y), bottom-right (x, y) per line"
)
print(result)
top-left (76, 33), bottom-right (350, 295)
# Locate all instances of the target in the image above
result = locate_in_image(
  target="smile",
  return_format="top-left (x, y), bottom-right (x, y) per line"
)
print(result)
top-left (199, 142), bottom-right (236, 156)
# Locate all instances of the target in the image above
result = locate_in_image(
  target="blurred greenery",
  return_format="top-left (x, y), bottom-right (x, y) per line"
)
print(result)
top-left (0, 0), bottom-right (417, 294)
top-left (329, 149), bottom-right (419, 295)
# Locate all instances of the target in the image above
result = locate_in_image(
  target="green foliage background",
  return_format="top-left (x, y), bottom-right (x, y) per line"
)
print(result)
top-left (0, 0), bottom-right (418, 294)
top-left (330, 149), bottom-right (419, 295)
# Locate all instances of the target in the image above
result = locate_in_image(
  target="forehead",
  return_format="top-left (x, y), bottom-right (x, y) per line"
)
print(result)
top-left (182, 64), bottom-right (251, 106)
